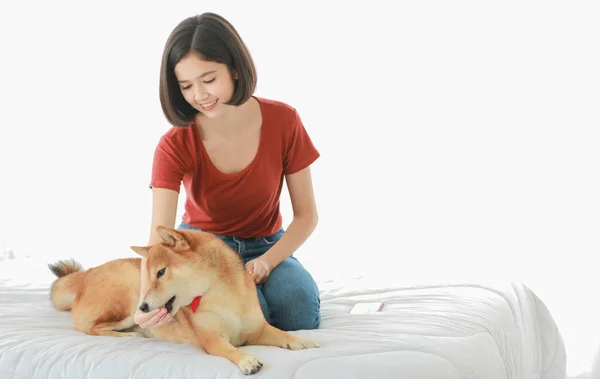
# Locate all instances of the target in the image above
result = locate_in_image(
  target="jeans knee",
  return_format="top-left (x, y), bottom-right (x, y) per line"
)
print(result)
top-left (262, 257), bottom-right (321, 331)
top-left (278, 307), bottom-right (320, 331)
top-left (269, 286), bottom-right (321, 331)
top-left (299, 307), bottom-right (321, 331)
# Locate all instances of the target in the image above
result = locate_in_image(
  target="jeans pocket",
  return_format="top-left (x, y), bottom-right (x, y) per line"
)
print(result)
top-left (177, 222), bottom-right (203, 231)
top-left (261, 236), bottom-right (277, 245)
top-left (261, 228), bottom-right (284, 245)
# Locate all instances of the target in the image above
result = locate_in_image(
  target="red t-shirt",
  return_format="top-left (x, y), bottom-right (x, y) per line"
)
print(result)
top-left (149, 97), bottom-right (320, 238)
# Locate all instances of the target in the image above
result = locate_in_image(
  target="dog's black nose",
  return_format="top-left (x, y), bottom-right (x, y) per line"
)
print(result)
top-left (139, 302), bottom-right (149, 313)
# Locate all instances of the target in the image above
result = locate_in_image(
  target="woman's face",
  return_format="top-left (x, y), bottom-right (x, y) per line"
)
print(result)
top-left (174, 51), bottom-right (236, 119)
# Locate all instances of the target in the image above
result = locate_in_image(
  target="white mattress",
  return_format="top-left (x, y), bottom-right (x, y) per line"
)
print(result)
top-left (0, 259), bottom-right (566, 379)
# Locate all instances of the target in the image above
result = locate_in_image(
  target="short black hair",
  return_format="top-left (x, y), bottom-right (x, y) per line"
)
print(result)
top-left (159, 12), bottom-right (257, 127)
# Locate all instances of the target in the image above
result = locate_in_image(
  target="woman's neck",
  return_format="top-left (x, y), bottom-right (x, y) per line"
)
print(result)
top-left (196, 97), bottom-right (256, 138)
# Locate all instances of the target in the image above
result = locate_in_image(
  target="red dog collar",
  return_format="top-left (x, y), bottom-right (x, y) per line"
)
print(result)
top-left (189, 296), bottom-right (202, 312)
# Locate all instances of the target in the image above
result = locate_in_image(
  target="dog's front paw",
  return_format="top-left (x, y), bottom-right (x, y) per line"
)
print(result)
top-left (237, 354), bottom-right (263, 375)
top-left (121, 331), bottom-right (144, 338)
top-left (284, 338), bottom-right (319, 350)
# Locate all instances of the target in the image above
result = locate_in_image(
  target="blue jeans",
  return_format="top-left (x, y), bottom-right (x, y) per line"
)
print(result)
top-left (178, 222), bottom-right (321, 331)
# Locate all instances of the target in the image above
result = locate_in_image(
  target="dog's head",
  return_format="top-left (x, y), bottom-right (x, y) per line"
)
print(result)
top-left (131, 226), bottom-right (217, 316)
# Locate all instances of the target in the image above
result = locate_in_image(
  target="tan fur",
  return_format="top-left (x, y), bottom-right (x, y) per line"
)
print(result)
top-left (48, 260), bottom-right (85, 311)
top-left (48, 227), bottom-right (318, 375)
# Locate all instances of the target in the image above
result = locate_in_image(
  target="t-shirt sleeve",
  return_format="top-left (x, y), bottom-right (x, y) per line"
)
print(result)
top-left (283, 110), bottom-right (320, 175)
top-left (149, 135), bottom-right (186, 193)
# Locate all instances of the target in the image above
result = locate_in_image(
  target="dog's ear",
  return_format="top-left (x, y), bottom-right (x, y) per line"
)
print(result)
top-left (157, 226), bottom-right (190, 251)
top-left (130, 246), bottom-right (150, 257)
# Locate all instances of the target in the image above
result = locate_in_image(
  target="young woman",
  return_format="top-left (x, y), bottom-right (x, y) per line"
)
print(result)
top-left (133, 12), bottom-right (321, 332)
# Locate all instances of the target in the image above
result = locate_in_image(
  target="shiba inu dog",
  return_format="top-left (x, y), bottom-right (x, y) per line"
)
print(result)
top-left (48, 226), bottom-right (319, 375)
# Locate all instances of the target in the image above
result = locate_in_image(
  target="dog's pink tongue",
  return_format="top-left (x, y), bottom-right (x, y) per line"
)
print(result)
top-left (189, 296), bottom-right (202, 312)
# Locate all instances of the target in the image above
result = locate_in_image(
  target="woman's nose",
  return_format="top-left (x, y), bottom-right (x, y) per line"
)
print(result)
top-left (194, 88), bottom-right (208, 103)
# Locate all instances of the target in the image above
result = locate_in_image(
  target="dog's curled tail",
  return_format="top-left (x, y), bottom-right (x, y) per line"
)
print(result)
top-left (48, 259), bottom-right (85, 311)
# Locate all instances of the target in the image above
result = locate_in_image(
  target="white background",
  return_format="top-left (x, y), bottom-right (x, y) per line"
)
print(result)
top-left (0, 0), bottom-right (598, 376)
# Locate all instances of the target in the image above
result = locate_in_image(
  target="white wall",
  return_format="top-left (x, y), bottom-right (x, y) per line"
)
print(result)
top-left (0, 0), bottom-right (598, 376)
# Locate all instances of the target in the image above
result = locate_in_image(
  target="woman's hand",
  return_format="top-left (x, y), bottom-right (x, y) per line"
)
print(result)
top-left (133, 307), bottom-right (173, 329)
top-left (245, 257), bottom-right (271, 284)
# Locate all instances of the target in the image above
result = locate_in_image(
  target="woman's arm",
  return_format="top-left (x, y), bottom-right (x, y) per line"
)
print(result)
top-left (147, 188), bottom-right (180, 244)
top-left (134, 187), bottom-right (179, 328)
top-left (260, 166), bottom-right (318, 270)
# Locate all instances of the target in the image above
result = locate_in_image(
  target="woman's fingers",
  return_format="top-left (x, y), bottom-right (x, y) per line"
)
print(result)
top-left (140, 308), bottom-right (165, 328)
top-left (156, 313), bottom-right (174, 327)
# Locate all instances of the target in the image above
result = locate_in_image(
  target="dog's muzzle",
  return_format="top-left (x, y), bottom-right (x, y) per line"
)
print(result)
top-left (164, 296), bottom-right (176, 313)
top-left (138, 295), bottom-right (176, 314)
top-left (139, 302), bottom-right (150, 313)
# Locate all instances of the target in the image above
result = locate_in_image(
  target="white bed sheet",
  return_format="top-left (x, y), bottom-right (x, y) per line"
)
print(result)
top-left (0, 259), bottom-right (566, 379)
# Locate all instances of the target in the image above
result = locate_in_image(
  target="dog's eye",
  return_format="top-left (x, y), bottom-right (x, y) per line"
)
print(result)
top-left (157, 268), bottom-right (166, 279)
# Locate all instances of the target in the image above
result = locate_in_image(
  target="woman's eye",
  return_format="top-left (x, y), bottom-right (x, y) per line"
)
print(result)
top-left (181, 85), bottom-right (191, 90)
top-left (157, 268), bottom-right (166, 278)
top-left (203, 78), bottom-right (215, 84)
